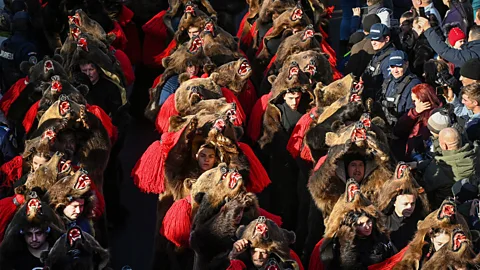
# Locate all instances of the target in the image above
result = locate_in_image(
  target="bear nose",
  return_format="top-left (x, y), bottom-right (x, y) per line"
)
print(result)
top-left (191, 86), bottom-right (200, 93)
top-left (310, 59), bottom-right (316, 65)
top-left (291, 61), bottom-right (298, 66)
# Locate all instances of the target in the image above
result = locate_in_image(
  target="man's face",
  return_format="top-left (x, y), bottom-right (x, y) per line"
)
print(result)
top-left (79, 63), bottom-right (99, 84)
top-left (32, 155), bottom-right (48, 172)
top-left (390, 64), bottom-right (406, 79)
top-left (461, 94), bottom-right (478, 110)
top-left (188, 26), bottom-right (200, 39)
top-left (63, 198), bottom-right (85, 220)
top-left (460, 76), bottom-right (478, 87)
top-left (24, 227), bottom-right (48, 249)
top-left (283, 92), bottom-right (302, 111)
top-left (197, 147), bottom-right (216, 171)
top-left (347, 160), bottom-right (365, 183)
top-left (250, 247), bottom-right (269, 267)
top-left (432, 232), bottom-right (450, 251)
top-left (186, 65), bottom-right (199, 78)
top-left (371, 36), bottom-right (389, 51)
top-left (394, 194), bottom-right (416, 217)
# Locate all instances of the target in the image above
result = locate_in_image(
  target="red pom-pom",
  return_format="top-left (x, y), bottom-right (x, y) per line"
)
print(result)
top-left (0, 196), bottom-right (20, 244)
top-left (0, 77), bottom-right (28, 117)
top-left (221, 88), bottom-right (246, 127)
top-left (246, 93), bottom-right (272, 142)
top-left (0, 156), bottom-right (24, 189)
top-left (160, 197), bottom-right (192, 248)
top-left (22, 100), bottom-right (40, 134)
top-left (118, 5), bottom-right (134, 27)
top-left (258, 207), bottom-right (283, 226)
top-left (155, 94), bottom-right (179, 134)
top-left (309, 238), bottom-right (325, 270)
top-left (238, 142), bottom-right (270, 193)
top-left (142, 10), bottom-right (168, 67)
top-left (86, 104), bottom-right (118, 145)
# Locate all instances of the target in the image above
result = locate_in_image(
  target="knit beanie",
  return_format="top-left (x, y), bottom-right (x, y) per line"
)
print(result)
top-left (448, 27), bottom-right (466, 46)
top-left (427, 111), bottom-right (452, 135)
top-left (363, 14), bottom-right (381, 32)
top-left (460, 59), bottom-right (480, 80)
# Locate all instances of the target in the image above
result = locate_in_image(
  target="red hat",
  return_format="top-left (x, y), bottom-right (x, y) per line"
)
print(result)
top-left (448, 27), bottom-right (466, 46)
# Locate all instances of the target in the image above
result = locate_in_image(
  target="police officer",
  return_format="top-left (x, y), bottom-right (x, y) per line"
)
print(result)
top-left (0, 10), bottom-right (38, 93)
top-left (362, 23), bottom-right (396, 101)
top-left (379, 50), bottom-right (421, 126)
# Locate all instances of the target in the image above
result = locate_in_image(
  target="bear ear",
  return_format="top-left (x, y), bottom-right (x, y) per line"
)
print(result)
top-left (162, 56), bottom-right (172, 68)
top-left (372, 117), bottom-right (386, 129)
top-left (209, 72), bottom-right (220, 83)
top-left (235, 225), bottom-right (246, 239)
top-left (20, 61), bottom-right (34, 75)
top-left (178, 72), bottom-right (191, 84)
top-left (76, 84), bottom-right (89, 96)
top-left (267, 75), bottom-right (277, 84)
top-left (203, 63), bottom-right (216, 74)
top-left (183, 178), bottom-right (196, 190)
top-left (53, 54), bottom-right (64, 65)
top-left (282, 229), bottom-right (296, 244)
top-left (325, 132), bottom-right (339, 146)
top-left (290, 45), bottom-right (302, 55)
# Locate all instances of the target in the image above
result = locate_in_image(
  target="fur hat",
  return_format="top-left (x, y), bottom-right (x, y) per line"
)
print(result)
top-left (37, 95), bottom-right (88, 129)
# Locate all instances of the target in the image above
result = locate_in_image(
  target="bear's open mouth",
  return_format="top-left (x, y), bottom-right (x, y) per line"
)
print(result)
top-left (184, 4), bottom-right (196, 15)
top-left (238, 61), bottom-right (251, 76)
top-left (291, 6), bottom-right (303, 21)
top-left (304, 62), bottom-right (317, 76)
top-left (254, 217), bottom-right (269, 239)
top-left (59, 101), bottom-right (71, 116)
top-left (189, 36), bottom-right (203, 53)
top-left (58, 160), bottom-right (72, 174)
top-left (396, 163), bottom-right (409, 179)
top-left (71, 26), bottom-right (81, 40)
top-left (452, 230), bottom-right (467, 252)
top-left (438, 202), bottom-right (455, 220)
top-left (288, 64), bottom-right (300, 79)
top-left (349, 93), bottom-right (362, 102)
top-left (350, 122), bottom-right (367, 142)
top-left (68, 228), bottom-right (82, 247)
top-left (226, 108), bottom-right (237, 122)
top-left (360, 113), bottom-right (371, 128)
top-left (346, 180), bottom-right (360, 202)
top-left (51, 79), bottom-right (62, 93)
top-left (77, 38), bottom-right (88, 52)
top-left (44, 60), bottom-right (54, 74)
top-left (74, 173), bottom-right (91, 190)
top-left (69, 14), bottom-right (81, 26)
top-left (42, 129), bottom-right (56, 142)
top-left (213, 118), bottom-right (226, 132)
top-left (229, 172), bottom-right (242, 189)
top-left (204, 22), bottom-right (214, 34)
top-left (302, 28), bottom-right (314, 41)
top-left (26, 198), bottom-right (41, 216)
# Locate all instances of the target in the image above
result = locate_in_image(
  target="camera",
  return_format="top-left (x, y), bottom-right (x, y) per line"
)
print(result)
top-left (435, 69), bottom-right (457, 89)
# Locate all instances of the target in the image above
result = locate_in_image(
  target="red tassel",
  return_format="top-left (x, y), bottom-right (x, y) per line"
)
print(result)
top-left (227, 260), bottom-right (247, 270)
top-left (308, 238), bottom-right (325, 270)
top-left (89, 181), bottom-right (105, 219)
top-left (132, 126), bottom-right (187, 194)
top-left (0, 156), bottom-right (24, 189)
top-left (238, 142), bottom-right (270, 193)
top-left (153, 39), bottom-right (177, 67)
top-left (111, 47), bottom-right (135, 86)
top-left (258, 207), bottom-right (282, 227)
top-left (237, 80), bottom-right (257, 117)
top-left (221, 88), bottom-right (246, 127)
top-left (246, 93), bottom-right (272, 142)
top-left (290, 249), bottom-right (305, 270)
top-left (313, 155), bottom-right (327, 172)
top-left (160, 196), bottom-right (192, 248)
top-left (287, 107), bottom-right (316, 159)
top-left (0, 196), bottom-right (19, 244)
top-left (368, 246), bottom-right (409, 270)
top-left (155, 94), bottom-right (179, 134)
top-left (22, 100), bottom-right (40, 134)
top-left (86, 104), bottom-right (118, 145)
top-left (110, 21), bottom-right (128, 51)
top-left (142, 10), bottom-right (168, 67)
top-left (263, 54), bottom-right (277, 77)
top-left (118, 5), bottom-right (134, 27)
top-left (0, 77), bottom-right (28, 117)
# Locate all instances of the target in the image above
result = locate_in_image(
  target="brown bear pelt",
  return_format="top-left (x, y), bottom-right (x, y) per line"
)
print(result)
top-left (257, 0), bottom-right (296, 26)
top-left (190, 192), bottom-right (260, 269)
top-left (203, 16), bottom-right (239, 52)
top-left (173, 2), bottom-right (211, 44)
top-left (376, 162), bottom-right (430, 216)
top-left (68, 9), bottom-right (116, 47)
top-left (21, 151), bottom-right (69, 193)
top-left (394, 199), bottom-right (470, 270)
top-left (43, 226), bottom-right (110, 270)
top-left (213, 58), bottom-right (252, 94)
top-left (313, 73), bottom-right (358, 113)
top-left (165, 0), bottom-right (217, 28)
top-left (258, 61), bottom-right (313, 148)
top-left (200, 29), bottom-right (242, 66)
top-left (284, 49), bottom-right (333, 85)
top-left (235, 216), bottom-right (296, 260)
top-left (36, 95), bottom-right (88, 129)
top-left (308, 131), bottom-right (394, 221)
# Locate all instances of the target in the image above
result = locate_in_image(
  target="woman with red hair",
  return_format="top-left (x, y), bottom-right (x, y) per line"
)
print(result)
top-left (394, 84), bottom-right (442, 161)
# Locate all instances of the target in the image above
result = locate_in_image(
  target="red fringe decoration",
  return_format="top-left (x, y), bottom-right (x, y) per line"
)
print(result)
top-left (112, 47), bottom-right (135, 86)
top-left (237, 80), bottom-right (257, 117)
top-left (246, 93), bottom-right (272, 142)
top-left (89, 181), bottom-right (105, 219)
top-left (0, 156), bottom-right (23, 189)
top-left (313, 154), bottom-right (327, 172)
top-left (263, 54), bottom-right (277, 77)
top-left (142, 10), bottom-right (168, 67)
top-left (308, 238), bottom-right (325, 270)
top-left (287, 107), bottom-right (316, 159)
top-left (221, 88), bottom-right (246, 127)
top-left (131, 126), bottom-right (187, 194)
top-left (86, 104), bottom-right (118, 145)
top-left (368, 246), bottom-right (409, 270)
top-left (227, 260), bottom-right (247, 270)
top-left (290, 249), bottom-right (305, 270)
top-left (110, 21), bottom-right (128, 51)
top-left (238, 142), bottom-right (270, 193)
top-left (118, 5), bottom-right (134, 27)
top-left (160, 196), bottom-right (192, 248)
top-left (255, 27), bottom-right (273, 57)
top-left (0, 77), bottom-right (28, 117)
top-left (0, 196), bottom-right (18, 244)
top-left (258, 207), bottom-right (283, 227)
top-left (153, 39), bottom-right (177, 67)
top-left (155, 94), bottom-right (179, 134)
top-left (22, 100), bottom-right (40, 134)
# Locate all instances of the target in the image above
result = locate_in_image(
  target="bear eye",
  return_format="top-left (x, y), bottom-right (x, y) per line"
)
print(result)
top-left (187, 86), bottom-right (190, 90)
top-left (303, 55), bottom-right (307, 59)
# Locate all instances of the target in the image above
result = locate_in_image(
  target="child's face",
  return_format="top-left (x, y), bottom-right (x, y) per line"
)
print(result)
top-left (453, 39), bottom-right (465, 49)
top-left (197, 148), bottom-right (216, 171)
